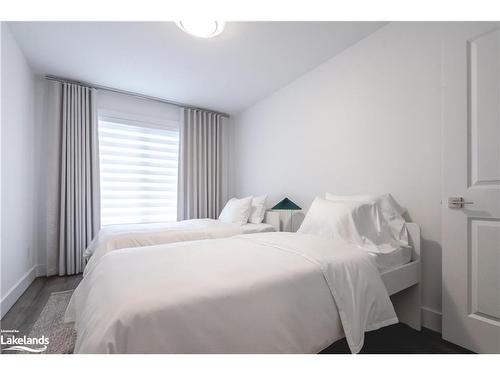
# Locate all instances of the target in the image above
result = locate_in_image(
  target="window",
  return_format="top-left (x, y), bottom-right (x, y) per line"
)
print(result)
top-left (98, 118), bottom-right (179, 226)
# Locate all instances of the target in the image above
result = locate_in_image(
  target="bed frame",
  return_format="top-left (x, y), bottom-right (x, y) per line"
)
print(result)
top-left (382, 222), bottom-right (421, 331)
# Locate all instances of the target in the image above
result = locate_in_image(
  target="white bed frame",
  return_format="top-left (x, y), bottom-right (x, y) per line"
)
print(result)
top-left (382, 222), bottom-right (421, 331)
top-left (264, 214), bottom-right (422, 331)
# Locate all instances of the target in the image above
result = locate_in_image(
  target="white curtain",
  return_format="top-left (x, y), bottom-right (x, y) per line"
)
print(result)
top-left (178, 108), bottom-right (224, 220)
top-left (57, 82), bottom-right (101, 275)
top-left (42, 82), bottom-right (100, 275)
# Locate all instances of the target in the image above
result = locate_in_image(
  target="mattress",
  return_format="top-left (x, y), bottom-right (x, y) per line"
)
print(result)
top-left (370, 246), bottom-right (412, 273)
top-left (241, 223), bottom-right (275, 234)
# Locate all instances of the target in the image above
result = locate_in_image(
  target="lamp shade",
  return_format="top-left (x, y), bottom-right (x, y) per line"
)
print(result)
top-left (271, 197), bottom-right (301, 210)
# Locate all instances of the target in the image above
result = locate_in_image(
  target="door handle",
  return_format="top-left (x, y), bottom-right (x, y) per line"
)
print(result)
top-left (448, 197), bottom-right (474, 209)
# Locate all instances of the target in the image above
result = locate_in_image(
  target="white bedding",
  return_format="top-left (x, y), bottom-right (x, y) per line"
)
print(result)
top-left (83, 219), bottom-right (273, 277)
top-left (66, 232), bottom-right (397, 354)
top-left (241, 222), bottom-right (275, 234)
top-left (370, 246), bottom-right (412, 273)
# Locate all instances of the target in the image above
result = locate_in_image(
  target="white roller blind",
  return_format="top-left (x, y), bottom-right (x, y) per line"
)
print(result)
top-left (98, 119), bottom-right (179, 226)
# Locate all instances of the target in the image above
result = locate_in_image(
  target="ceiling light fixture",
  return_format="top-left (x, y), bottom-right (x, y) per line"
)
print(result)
top-left (175, 21), bottom-right (225, 38)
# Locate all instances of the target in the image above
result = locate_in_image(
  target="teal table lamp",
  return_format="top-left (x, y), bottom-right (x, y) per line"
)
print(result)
top-left (272, 197), bottom-right (302, 232)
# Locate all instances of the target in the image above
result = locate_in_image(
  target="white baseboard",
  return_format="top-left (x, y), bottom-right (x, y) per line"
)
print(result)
top-left (0, 265), bottom-right (37, 319)
top-left (35, 264), bottom-right (47, 277)
top-left (421, 306), bottom-right (442, 333)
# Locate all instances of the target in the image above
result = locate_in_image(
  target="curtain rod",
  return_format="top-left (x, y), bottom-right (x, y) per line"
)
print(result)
top-left (45, 75), bottom-right (230, 118)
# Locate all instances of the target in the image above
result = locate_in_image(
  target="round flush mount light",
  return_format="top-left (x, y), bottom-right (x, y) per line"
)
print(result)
top-left (175, 21), bottom-right (225, 38)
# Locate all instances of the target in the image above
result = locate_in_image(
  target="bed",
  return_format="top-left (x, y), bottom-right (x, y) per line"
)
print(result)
top-left (83, 212), bottom-right (280, 276)
top-left (65, 223), bottom-right (421, 354)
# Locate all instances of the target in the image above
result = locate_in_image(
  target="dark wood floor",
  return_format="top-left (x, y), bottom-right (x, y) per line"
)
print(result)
top-left (1, 275), bottom-right (472, 354)
top-left (1, 275), bottom-right (82, 337)
top-left (320, 323), bottom-right (473, 354)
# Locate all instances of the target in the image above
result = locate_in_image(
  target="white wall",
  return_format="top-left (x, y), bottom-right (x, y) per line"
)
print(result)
top-left (0, 23), bottom-right (37, 317)
top-left (233, 22), bottom-right (444, 331)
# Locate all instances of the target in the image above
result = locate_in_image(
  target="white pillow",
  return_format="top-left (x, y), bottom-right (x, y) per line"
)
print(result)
top-left (248, 195), bottom-right (267, 224)
top-left (218, 196), bottom-right (253, 225)
top-left (325, 193), bottom-right (408, 247)
top-left (298, 197), bottom-right (404, 253)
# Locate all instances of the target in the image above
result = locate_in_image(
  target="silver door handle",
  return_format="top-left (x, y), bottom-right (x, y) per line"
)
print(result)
top-left (448, 197), bottom-right (474, 209)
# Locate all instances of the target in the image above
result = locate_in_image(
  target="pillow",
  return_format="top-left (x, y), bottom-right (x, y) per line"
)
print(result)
top-left (325, 192), bottom-right (408, 247)
top-left (248, 195), bottom-right (267, 224)
top-left (298, 197), bottom-right (404, 253)
top-left (218, 196), bottom-right (253, 225)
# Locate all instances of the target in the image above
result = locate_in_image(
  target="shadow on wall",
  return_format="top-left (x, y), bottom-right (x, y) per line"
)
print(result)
top-left (405, 211), bottom-right (443, 322)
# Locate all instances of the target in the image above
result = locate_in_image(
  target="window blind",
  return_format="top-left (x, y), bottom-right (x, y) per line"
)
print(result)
top-left (98, 119), bottom-right (179, 226)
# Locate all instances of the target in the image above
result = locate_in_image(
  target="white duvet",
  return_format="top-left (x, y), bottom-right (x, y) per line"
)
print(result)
top-left (83, 219), bottom-right (243, 277)
top-left (66, 232), bottom-right (397, 354)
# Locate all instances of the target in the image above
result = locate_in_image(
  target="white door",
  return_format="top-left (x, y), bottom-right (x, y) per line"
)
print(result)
top-left (442, 22), bottom-right (500, 353)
